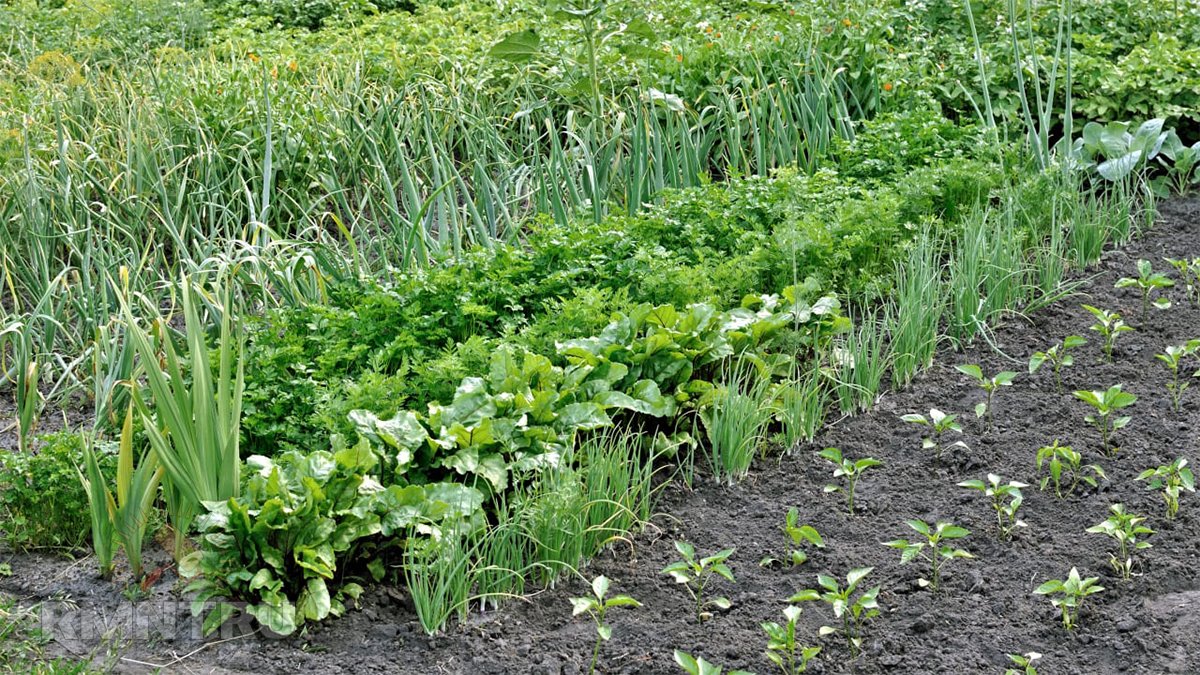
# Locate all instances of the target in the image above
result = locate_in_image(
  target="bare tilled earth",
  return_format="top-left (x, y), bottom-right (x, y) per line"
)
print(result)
top-left (3, 199), bottom-right (1199, 674)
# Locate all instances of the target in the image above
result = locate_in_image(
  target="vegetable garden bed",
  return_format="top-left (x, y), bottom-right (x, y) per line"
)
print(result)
top-left (4, 199), bottom-right (1198, 674)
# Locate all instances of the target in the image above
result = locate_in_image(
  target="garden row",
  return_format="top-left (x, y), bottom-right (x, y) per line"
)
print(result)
top-left (382, 202), bottom-right (1200, 675)
top-left (2, 0), bottom-right (1200, 670)
top-left (4, 120), bottom-right (1190, 649)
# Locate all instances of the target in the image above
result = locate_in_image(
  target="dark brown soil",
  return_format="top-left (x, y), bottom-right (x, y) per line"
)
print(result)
top-left (4, 199), bottom-right (1200, 675)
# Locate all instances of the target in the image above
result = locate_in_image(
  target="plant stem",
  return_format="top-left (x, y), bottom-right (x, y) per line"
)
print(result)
top-left (589, 633), bottom-right (601, 675)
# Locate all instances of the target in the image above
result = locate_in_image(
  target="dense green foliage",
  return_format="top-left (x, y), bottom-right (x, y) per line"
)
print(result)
top-left (182, 443), bottom-right (480, 635)
top-left (0, 433), bottom-right (115, 551)
top-left (239, 115), bottom-right (995, 456)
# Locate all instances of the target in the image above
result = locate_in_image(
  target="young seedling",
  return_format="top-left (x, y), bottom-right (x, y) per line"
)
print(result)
top-left (1165, 257), bottom-right (1200, 306)
top-left (883, 519), bottom-right (973, 591)
top-left (1035, 440), bottom-right (1106, 498)
top-left (790, 567), bottom-right (881, 657)
top-left (672, 650), bottom-right (755, 675)
top-left (661, 541), bottom-right (735, 622)
top-left (1073, 385), bottom-right (1137, 455)
top-left (1034, 567), bottom-right (1104, 631)
top-left (761, 605), bottom-right (821, 675)
top-left (1086, 504), bottom-right (1153, 581)
top-left (958, 474), bottom-right (1028, 539)
top-left (761, 508), bottom-right (824, 568)
top-left (1115, 259), bottom-right (1174, 320)
top-left (1083, 305), bottom-right (1134, 362)
top-left (1028, 336), bottom-right (1087, 391)
top-left (570, 575), bottom-right (642, 675)
top-left (954, 364), bottom-right (1016, 433)
top-left (1137, 457), bottom-right (1196, 520)
top-left (1156, 341), bottom-right (1200, 412)
top-left (899, 409), bottom-right (968, 461)
top-left (1005, 652), bottom-right (1042, 675)
top-left (818, 447), bottom-right (882, 516)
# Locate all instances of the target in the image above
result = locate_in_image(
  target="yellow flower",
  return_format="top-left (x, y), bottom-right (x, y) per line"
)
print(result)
top-left (28, 50), bottom-right (84, 86)
top-left (842, 18), bottom-right (852, 27)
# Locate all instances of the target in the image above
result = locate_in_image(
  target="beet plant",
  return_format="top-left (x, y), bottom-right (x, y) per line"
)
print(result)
top-left (1115, 259), bottom-right (1173, 320)
top-left (1162, 134), bottom-right (1200, 195)
top-left (790, 567), bottom-right (881, 657)
top-left (1028, 336), bottom-right (1086, 391)
top-left (1086, 504), bottom-right (1153, 580)
top-left (570, 576), bottom-right (642, 675)
top-left (1035, 440), bottom-right (1105, 498)
top-left (1034, 567), bottom-right (1104, 631)
top-left (900, 409), bottom-right (967, 461)
top-left (1073, 385), bottom-right (1137, 455)
top-left (662, 541), bottom-right (736, 622)
top-left (761, 605), bottom-right (821, 675)
top-left (955, 364), bottom-right (1016, 433)
top-left (958, 474), bottom-right (1027, 539)
top-left (818, 447), bottom-right (882, 516)
top-left (1083, 305), bottom-right (1133, 362)
top-left (883, 519), bottom-right (973, 591)
top-left (1137, 457), bottom-right (1196, 519)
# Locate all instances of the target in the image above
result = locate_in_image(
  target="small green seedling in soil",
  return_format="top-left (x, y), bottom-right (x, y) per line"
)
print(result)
top-left (1034, 567), bottom-right (1104, 631)
top-left (1115, 259), bottom-right (1174, 320)
top-left (673, 650), bottom-right (756, 675)
top-left (1137, 457), bottom-right (1196, 520)
top-left (1083, 305), bottom-right (1134, 362)
top-left (790, 567), bottom-right (881, 657)
top-left (1035, 440), bottom-right (1106, 498)
top-left (1073, 385), bottom-right (1137, 455)
top-left (1165, 257), bottom-right (1200, 306)
top-left (883, 519), bottom-right (973, 591)
top-left (958, 474), bottom-right (1028, 539)
top-left (1086, 504), bottom-right (1153, 581)
top-left (1005, 652), bottom-right (1042, 675)
top-left (761, 606), bottom-right (821, 675)
top-left (761, 508), bottom-right (824, 568)
top-left (899, 409), bottom-right (967, 461)
top-left (818, 447), bottom-right (882, 516)
top-left (570, 575), bottom-right (642, 675)
top-left (954, 364), bottom-right (1016, 433)
top-left (1028, 336), bottom-right (1087, 391)
top-left (662, 541), bottom-right (735, 622)
top-left (1156, 341), bottom-right (1200, 412)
